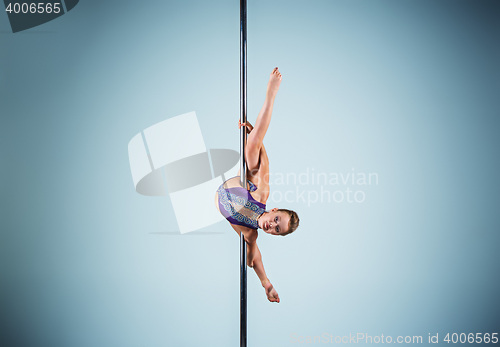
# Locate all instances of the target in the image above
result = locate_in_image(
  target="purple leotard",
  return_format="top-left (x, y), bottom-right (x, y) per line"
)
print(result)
top-left (217, 179), bottom-right (266, 229)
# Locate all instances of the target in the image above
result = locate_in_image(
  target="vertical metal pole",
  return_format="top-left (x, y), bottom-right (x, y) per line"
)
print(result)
top-left (239, 0), bottom-right (247, 346)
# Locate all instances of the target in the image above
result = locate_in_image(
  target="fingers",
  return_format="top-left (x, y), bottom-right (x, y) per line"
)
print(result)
top-left (267, 289), bottom-right (280, 303)
top-left (238, 120), bottom-right (252, 133)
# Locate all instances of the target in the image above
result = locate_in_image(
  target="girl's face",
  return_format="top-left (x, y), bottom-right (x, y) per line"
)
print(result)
top-left (259, 208), bottom-right (290, 235)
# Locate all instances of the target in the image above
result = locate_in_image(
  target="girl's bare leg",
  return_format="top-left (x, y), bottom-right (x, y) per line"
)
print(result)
top-left (246, 68), bottom-right (282, 170)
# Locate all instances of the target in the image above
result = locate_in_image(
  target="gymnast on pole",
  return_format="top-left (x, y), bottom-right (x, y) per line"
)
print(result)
top-left (215, 67), bottom-right (300, 303)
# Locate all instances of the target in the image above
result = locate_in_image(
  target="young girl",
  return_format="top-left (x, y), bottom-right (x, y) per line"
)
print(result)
top-left (215, 67), bottom-right (299, 303)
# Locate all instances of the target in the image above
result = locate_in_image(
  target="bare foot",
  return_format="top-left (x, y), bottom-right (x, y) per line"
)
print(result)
top-left (263, 280), bottom-right (280, 303)
top-left (267, 67), bottom-right (282, 97)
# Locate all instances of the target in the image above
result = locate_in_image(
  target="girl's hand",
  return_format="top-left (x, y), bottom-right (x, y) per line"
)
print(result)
top-left (263, 280), bottom-right (280, 303)
top-left (238, 119), bottom-right (254, 134)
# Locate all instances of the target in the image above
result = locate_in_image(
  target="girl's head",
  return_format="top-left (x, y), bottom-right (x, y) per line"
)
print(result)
top-left (259, 208), bottom-right (299, 236)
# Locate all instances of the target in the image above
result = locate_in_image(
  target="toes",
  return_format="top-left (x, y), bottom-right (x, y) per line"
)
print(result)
top-left (270, 67), bottom-right (282, 80)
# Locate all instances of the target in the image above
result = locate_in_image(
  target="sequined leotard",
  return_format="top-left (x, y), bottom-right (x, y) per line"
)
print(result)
top-left (217, 178), bottom-right (266, 229)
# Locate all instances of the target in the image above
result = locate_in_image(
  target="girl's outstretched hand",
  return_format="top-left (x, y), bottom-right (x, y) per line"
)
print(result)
top-left (263, 280), bottom-right (280, 303)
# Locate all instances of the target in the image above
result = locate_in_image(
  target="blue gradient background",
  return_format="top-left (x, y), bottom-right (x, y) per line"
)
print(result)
top-left (1, 0), bottom-right (499, 346)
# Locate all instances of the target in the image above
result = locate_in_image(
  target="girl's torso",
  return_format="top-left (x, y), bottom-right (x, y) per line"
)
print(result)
top-left (215, 140), bottom-right (270, 239)
top-left (215, 177), bottom-right (266, 231)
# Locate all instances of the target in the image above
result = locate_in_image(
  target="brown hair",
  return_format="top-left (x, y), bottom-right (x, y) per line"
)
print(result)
top-left (278, 209), bottom-right (299, 236)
